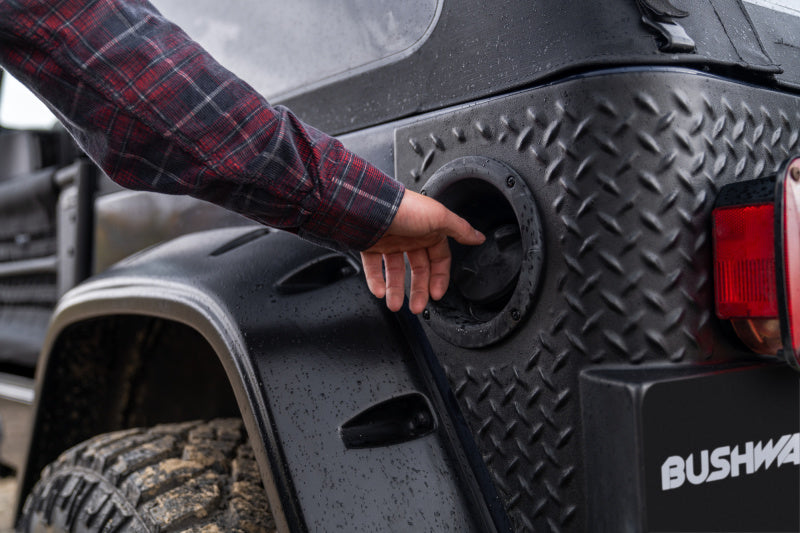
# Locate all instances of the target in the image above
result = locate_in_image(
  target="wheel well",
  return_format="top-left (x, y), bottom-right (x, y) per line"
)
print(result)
top-left (20, 314), bottom-right (240, 508)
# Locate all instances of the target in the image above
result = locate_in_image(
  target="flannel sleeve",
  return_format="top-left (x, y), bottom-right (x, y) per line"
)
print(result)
top-left (0, 0), bottom-right (404, 251)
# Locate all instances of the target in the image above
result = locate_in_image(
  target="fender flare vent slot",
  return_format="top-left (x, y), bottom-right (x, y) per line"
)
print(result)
top-left (274, 253), bottom-right (359, 295)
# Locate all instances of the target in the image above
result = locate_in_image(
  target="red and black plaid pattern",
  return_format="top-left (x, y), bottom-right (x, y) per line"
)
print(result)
top-left (0, 0), bottom-right (403, 250)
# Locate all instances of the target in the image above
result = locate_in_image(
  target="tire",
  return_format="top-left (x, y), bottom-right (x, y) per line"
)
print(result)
top-left (18, 419), bottom-right (275, 533)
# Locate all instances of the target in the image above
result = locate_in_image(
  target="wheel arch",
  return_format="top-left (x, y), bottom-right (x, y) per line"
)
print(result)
top-left (16, 259), bottom-right (295, 532)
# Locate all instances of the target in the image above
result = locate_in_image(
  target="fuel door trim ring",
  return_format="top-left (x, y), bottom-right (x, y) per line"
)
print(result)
top-left (421, 156), bottom-right (544, 348)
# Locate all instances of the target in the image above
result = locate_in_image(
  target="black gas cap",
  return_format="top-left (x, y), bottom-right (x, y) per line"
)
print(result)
top-left (420, 156), bottom-right (544, 348)
top-left (455, 224), bottom-right (522, 305)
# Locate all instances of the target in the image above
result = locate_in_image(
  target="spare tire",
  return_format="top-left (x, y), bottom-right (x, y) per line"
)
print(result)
top-left (18, 419), bottom-right (274, 532)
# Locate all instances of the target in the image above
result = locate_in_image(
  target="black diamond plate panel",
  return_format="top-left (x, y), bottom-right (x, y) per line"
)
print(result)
top-left (395, 70), bottom-right (800, 532)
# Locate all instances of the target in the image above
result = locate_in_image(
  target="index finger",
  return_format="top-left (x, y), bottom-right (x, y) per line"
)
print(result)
top-left (440, 208), bottom-right (485, 246)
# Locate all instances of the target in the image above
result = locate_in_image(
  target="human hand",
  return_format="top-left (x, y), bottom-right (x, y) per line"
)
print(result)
top-left (361, 190), bottom-right (485, 314)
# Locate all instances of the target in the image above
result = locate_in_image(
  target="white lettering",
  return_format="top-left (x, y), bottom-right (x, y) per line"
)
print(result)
top-left (661, 455), bottom-right (685, 490)
top-left (754, 435), bottom-right (789, 471)
top-left (661, 433), bottom-right (800, 491)
top-left (730, 443), bottom-right (755, 477)
top-left (778, 434), bottom-right (800, 467)
top-left (686, 451), bottom-right (709, 485)
top-left (706, 446), bottom-right (730, 483)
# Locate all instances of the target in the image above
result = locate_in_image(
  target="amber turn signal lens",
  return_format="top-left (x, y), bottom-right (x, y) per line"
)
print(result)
top-left (729, 318), bottom-right (782, 355)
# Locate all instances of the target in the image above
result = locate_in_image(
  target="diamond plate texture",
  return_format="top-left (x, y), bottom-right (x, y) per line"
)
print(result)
top-left (394, 70), bottom-right (800, 532)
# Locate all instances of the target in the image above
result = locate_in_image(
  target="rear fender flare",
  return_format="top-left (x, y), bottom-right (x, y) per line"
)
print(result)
top-left (19, 227), bottom-right (498, 532)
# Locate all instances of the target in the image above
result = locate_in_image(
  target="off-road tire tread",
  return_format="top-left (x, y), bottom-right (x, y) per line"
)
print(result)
top-left (18, 419), bottom-right (275, 533)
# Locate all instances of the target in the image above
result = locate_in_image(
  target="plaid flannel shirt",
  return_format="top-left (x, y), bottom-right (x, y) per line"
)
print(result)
top-left (0, 0), bottom-right (404, 251)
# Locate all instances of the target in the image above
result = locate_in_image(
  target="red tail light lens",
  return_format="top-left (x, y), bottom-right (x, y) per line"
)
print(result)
top-left (713, 156), bottom-right (800, 368)
top-left (713, 203), bottom-right (777, 319)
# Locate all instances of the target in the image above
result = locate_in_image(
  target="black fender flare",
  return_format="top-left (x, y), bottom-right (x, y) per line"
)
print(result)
top-left (19, 226), bottom-right (506, 532)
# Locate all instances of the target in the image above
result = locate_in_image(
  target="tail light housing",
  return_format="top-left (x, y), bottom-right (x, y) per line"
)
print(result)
top-left (712, 156), bottom-right (800, 369)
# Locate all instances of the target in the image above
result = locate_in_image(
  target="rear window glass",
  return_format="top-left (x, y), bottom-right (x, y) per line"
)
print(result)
top-left (154, 0), bottom-right (441, 100)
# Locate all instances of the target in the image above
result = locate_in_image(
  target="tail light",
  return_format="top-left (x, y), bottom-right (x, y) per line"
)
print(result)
top-left (712, 156), bottom-right (800, 369)
top-left (776, 157), bottom-right (800, 369)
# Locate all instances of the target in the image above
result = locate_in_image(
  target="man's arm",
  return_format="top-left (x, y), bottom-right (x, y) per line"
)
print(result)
top-left (0, 0), bottom-right (482, 311)
top-left (0, 0), bottom-right (402, 250)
